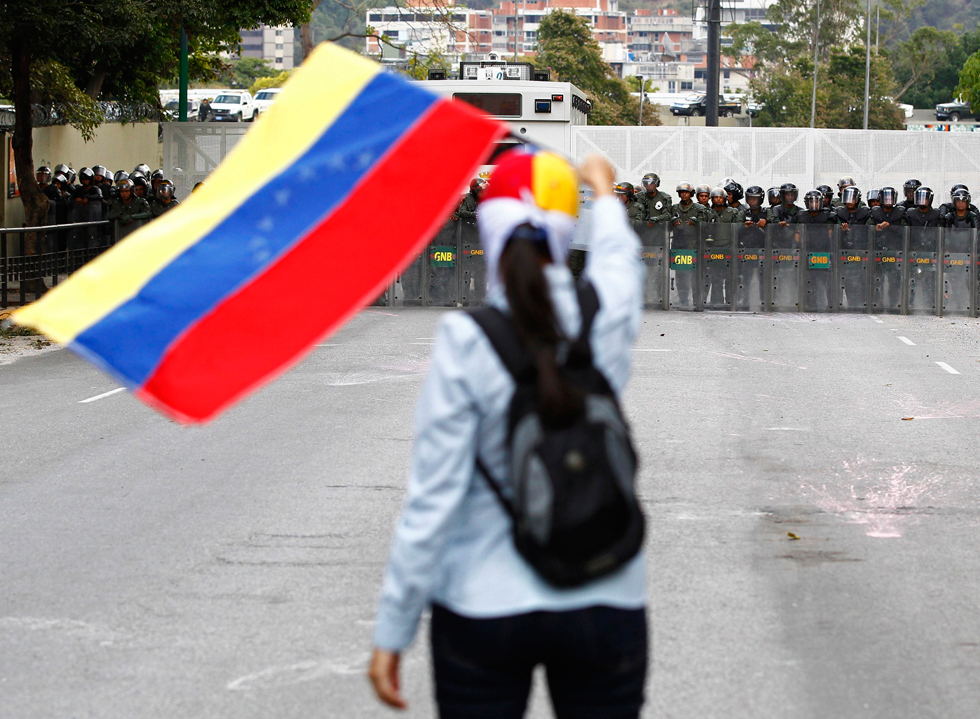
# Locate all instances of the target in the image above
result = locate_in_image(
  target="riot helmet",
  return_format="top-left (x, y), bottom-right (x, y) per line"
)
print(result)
top-left (744, 185), bottom-right (764, 208)
top-left (867, 188), bottom-right (881, 207)
top-left (723, 179), bottom-right (744, 202)
top-left (709, 187), bottom-right (727, 207)
top-left (837, 176), bottom-right (855, 194)
top-left (767, 187), bottom-right (780, 206)
top-left (804, 190), bottom-right (823, 212)
top-left (951, 188), bottom-right (971, 210)
top-left (903, 178), bottom-right (921, 202)
top-left (117, 179), bottom-right (133, 197)
top-left (880, 187), bottom-right (898, 208)
top-left (676, 181), bottom-right (695, 200)
top-left (469, 177), bottom-right (488, 195)
top-left (54, 163), bottom-right (70, 177)
top-left (65, 168), bottom-right (76, 184)
top-left (53, 173), bottom-right (68, 188)
top-left (92, 165), bottom-right (108, 182)
top-left (131, 170), bottom-right (145, 182)
top-left (134, 163), bottom-right (151, 177)
top-left (841, 186), bottom-right (861, 208)
top-left (36, 166), bottom-right (52, 184)
top-left (914, 187), bottom-right (934, 209)
top-left (132, 176), bottom-right (148, 197)
top-left (950, 183), bottom-right (968, 197)
top-left (613, 182), bottom-right (634, 203)
top-left (114, 171), bottom-right (130, 185)
top-left (157, 180), bottom-right (174, 200)
top-left (816, 184), bottom-right (833, 207)
top-left (641, 173), bottom-right (661, 191)
top-left (779, 182), bottom-right (798, 205)
top-left (79, 167), bottom-right (95, 185)
top-left (695, 184), bottom-right (710, 204)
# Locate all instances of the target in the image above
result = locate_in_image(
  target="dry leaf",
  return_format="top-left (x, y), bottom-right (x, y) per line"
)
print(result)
top-left (787, 532), bottom-right (800, 540)
top-left (902, 417), bottom-right (914, 421)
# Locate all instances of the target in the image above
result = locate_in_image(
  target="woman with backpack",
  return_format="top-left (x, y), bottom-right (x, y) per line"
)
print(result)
top-left (369, 151), bottom-right (647, 718)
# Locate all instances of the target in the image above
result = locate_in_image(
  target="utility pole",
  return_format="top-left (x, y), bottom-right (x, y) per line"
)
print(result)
top-left (706, 0), bottom-right (721, 127)
top-left (638, 74), bottom-right (645, 126)
top-left (863, 0), bottom-right (872, 130)
top-left (810, 0), bottom-right (820, 129)
top-left (179, 29), bottom-right (189, 122)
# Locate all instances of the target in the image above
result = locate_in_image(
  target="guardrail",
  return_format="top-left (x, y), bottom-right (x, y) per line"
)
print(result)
top-left (0, 218), bottom-right (152, 307)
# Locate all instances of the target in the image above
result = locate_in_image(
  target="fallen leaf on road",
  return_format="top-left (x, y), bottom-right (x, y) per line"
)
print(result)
top-left (787, 532), bottom-right (800, 540)
top-left (901, 417), bottom-right (914, 421)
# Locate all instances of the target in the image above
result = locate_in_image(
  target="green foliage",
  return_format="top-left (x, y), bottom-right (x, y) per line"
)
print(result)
top-left (219, 58), bottom-right (278, 89)
top-left (889, 26), bottom-right (965, 106)
top-left (625, 76), bottom-right (655, 93)
top-left (955, 48), bottom-right (980, 108)
top-left (536, 10), bottom-right (659, 126)
top-left (251, 71), bottom-right (293, 95)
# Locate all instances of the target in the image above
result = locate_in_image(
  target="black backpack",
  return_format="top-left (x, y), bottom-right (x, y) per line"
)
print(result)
top-left (469, 282), bottom-right (645, 588)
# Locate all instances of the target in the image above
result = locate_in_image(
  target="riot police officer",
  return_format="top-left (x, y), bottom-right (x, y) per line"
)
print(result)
top-left (903, 187), bottom-right (941, 308)
top-left (695, 184), bottom-right (711, 208)
top-left (833, 176), bottom-right (856, 207)
top-left (107, 179), bottom-right (151, 240)
top-left (738, 186), bottom-right (768, 308)
top-left (797, 190), bottom-right (836, 308)
top-left (816, 185), bottom-right (834, 210)
top-left (742, 186), bottom-right (768, 228)
top-left (938, 184), bottom-right (980, 217)
top-left (767, 187), bottom-right (780, 208)
top-left (614, 181), bottom-right (646, 228)
top-left (724, 179), bottom-right (746, 213)
top-left (942, 188), bottom-right (980, 228)
top-left (703, 187), bottom-right (739, 305)
top-left (671, 182), bottom-right (706, 306)
top-left (903, 187), bottom-right (940, 227)
top-left (797, 190), bottom-right (837, 225)
top-left (768, 183), bottom-right (800, 225)
top-left (899, 179), bottom-right (921, 211)
top-left (868, 187), bottom-right (906, 308)
top-left (638, 173), bottom-right (672, 224)
top-left (454, 178), bottom-right (487, 221)
top-left (150, 180), bottom-right (180, 217)
top-left (836, 186), bottom-right (871, 308)
top-left (866, 188), bottom-right (881, 209)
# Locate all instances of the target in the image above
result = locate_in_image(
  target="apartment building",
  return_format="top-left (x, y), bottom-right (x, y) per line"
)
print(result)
top-left (238, 25), bottom-right (296, 70)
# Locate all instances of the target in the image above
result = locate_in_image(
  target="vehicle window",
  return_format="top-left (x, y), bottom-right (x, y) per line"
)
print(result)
top-left (684, 94), bottom-right (703, 102)
top-left (453, 93), bottom-right (522, 118)
top-left (214, 95), bottom-right (241, 104)
top-left (256, 91), bottom-right (277, 101)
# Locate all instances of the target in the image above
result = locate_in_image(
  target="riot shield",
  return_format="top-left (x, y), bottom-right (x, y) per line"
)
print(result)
top-left (459, 219), bottom-right (487, 306)
top-left (838, 223), bottom-right (871, 312)
top-left (871, 225), bottom-right (907, 314)
top-left (700, 223), bottom-right (735, 311)
top-left (769, 223), bottom-right (802, 312)
top-left (668, 220), bottom-right (699, 310)
top-left (392, 252), bottom-right (425, 306)
top-left (942, 228), bottom-right (975, 316)
top-left (735, 223), bottom-right (766, 312)
top-left (801, 224), bottom-right (835, 312)
top-left (425, 220), bottom-right (459, 307)
top-left (907, 226), bottom-right (940, 314)
top-left (638, 222), bottom-right (668, 309)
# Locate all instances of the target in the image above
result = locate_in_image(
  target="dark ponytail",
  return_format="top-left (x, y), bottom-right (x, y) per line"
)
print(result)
top-left (498, 226), bottom-right (582, 426)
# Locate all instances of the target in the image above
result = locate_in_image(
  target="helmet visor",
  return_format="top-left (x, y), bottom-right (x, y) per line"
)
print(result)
top-left (914, 188), bottom-right (932, 207)
top-left (881, 188), bottom-right (897, 206)
top-left (842, 186), bottom-right (860, 206)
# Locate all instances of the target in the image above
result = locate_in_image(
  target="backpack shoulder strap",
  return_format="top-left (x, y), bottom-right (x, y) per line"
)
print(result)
top-left (468, 306), bottom-right (535, 382)
top-left (568, 281), bottom-right (601, 364)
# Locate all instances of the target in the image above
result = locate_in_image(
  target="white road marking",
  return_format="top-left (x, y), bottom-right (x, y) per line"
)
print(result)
top-left (314, 344), bottom-right (339, 347)
top-left (410, 342), bottom-right (435, 345)
top-left (897, 336), bottom-right (916, 346)
top-left (936, 362), bottom-right (961, 375)
top-left (872, 317), bottom-right (884, 324)
top-left (78, 387), bottom-right (125, 404)
top-left (766, 427), bottom-right (808, 431)
top-left (633, 348), bottom-right (672, 352)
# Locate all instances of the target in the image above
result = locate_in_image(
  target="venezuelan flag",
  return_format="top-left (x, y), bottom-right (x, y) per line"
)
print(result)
top-left (14, 44), bottom-right (505, 423)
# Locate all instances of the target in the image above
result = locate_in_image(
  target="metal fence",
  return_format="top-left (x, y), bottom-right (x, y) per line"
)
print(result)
top-left (163, 124), bottom-right (250, 200)
top-left (1, 219), bottom-right (143, 307)
top-left (570, 127), bottom-right (980, 197)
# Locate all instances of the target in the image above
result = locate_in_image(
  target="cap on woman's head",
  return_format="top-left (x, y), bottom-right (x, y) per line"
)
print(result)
top-left (478, 149), bottom-right (580, 296)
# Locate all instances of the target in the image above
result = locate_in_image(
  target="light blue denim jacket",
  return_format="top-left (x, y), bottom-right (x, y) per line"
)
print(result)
top-left (374, 196), bottom-right (646, 651)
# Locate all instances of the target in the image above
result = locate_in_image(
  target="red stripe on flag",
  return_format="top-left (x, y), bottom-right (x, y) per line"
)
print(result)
top-left (139, 100), bottom-right (504, 422)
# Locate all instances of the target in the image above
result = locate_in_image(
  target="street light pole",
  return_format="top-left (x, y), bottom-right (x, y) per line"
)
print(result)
top-left (179, 28), bottom-right (189, 122)
top-left (810, 0), bottom-right (820, 129)
top-left (863, 0), bottom-right (872, 130)
top-left (706, 0), bottom-right (721, 127)
top-left (638, 74), bottom-right (645, 126)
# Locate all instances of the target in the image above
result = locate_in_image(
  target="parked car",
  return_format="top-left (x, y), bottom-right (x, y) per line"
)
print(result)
top-left (210, 92), bottom-right (258, 122)
top-left (746, 101), bottom-right (764, 118)
top-left (935, 100), bottom-right (973, 122)
top-left (670, 93), bottom-right (742, 118)
top-left (253, 88), bottom-right (282, 114)
top-left (163, 99), bottom-right (201, 121)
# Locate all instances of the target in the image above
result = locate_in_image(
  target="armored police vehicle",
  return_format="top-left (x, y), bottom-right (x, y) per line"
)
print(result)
top-left (414, 57), bottom-right (590, 162)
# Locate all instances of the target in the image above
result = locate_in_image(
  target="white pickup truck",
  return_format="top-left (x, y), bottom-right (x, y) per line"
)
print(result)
top-left (209, 91), bottom-right (258, 122)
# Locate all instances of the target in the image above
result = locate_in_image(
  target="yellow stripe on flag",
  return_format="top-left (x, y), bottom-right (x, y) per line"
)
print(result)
top-left (14, 44), bottom-right (380, 344)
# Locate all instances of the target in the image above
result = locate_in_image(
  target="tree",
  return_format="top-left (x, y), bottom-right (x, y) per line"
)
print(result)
top-left (218, 58), bottom-right (278, 89)
top-left (251, 71), bottom-right (293, 96)
top-left (956, 47), bottom-right (980, 108)
top-left (0, 0), bottom-right (316, 296)
top-left (536, 10), bottom-right (659, 126)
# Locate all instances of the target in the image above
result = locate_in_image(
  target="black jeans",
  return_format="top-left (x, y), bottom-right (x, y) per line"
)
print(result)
top-left (430, 604), bottom-right (648, 719)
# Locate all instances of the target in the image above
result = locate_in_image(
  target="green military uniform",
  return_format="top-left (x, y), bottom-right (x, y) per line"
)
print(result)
top-left (705, 205), bottom-right (743, 225)
top-left (625, 197), bottom-right (645, 228)
top-left (638, 190), bottom-right (673, 224)
top-left (767, 204), bottom-right (800, 224)
top-left (673, 200), bottom-right (708, 227)
top-left (456, 192), bottom-right (479, 221)
top-left (150, 197), bottom-right (180, 218)
top-left (107, 196), bottom-right (150, 226)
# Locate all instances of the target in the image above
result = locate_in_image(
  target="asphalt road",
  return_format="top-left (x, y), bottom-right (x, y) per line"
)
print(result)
top-left (2, 309), bottom-right (979, 718)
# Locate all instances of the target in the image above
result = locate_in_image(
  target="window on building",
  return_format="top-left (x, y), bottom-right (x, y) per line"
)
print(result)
top-left (723, 70), bottom-right (730, 79)
top-left (276, 57), bottom-right (283, 65)
top-left (681, 81), bottom-right (693, 90)
top-left (694, 70), bottom-right (705, 79)
top-left (369, 14), bottom-right (382, 21)
top-left (385, 30), bottom-right (399, 39)
top-left (276, 29), bottom-right (283, 36)
top-left (276, 43), bottom-right (283, 50)
top-left (453, 92), bottom-right (522, 117)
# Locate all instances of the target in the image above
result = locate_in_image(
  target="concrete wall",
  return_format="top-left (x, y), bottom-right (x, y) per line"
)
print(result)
top-left (2, 122), bottom-right (161, 229)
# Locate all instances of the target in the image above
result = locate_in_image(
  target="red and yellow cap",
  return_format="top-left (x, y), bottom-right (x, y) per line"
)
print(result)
top-left (482, 149), bottom-right (579, 217)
